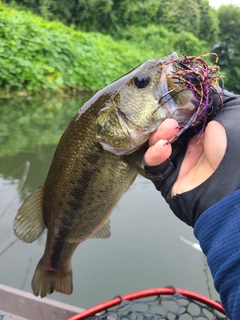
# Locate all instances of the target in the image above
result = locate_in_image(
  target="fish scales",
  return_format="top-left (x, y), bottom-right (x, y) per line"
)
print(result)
top-left (14, 52), bottom-right (198, 298)
top-left (42, 102), bottom-right (137, 240)
top-left (36, 98), bottom-right (137, 296)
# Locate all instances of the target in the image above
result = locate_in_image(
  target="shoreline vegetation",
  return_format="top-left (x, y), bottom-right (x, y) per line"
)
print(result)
top-left (0, 1), bottom-right (240, 96)
top-left (0, 2), bottom-right (209, 97)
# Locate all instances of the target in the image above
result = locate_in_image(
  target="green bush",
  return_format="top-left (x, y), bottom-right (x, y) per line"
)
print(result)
top-left (0, 3), bottom-right (208, 95)
top-left (4, 0), bottom-right (219, 46)
top-left (0, 3), bottom-right (150, 94)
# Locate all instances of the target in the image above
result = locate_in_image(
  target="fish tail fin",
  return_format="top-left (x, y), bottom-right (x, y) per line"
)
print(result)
top-left (14, 185), bottom-right (45, 243)
top-left (31, 259), bottom-right (73, 298)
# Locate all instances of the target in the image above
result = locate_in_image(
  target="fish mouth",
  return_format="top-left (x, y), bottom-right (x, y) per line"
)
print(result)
top-left (117, 109), bottom-right (153, 143)
top-left (96, 108), bottom-right (152, 156)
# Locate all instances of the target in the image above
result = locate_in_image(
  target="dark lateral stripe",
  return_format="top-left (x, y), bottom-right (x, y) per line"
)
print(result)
top-left (50, 147), bottom-right (103, 269)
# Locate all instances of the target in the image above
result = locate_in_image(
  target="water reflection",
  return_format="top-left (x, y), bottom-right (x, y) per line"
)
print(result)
top-left (0, 95), bottom-right (90, 158)
top-left (0, 145), bottom-right (59, 201)
top-left (0, 96), bottom-right (220, 310)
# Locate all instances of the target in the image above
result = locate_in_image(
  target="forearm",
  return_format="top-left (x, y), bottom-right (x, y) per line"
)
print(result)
top-left (194, 189), bottom-right (240, 320)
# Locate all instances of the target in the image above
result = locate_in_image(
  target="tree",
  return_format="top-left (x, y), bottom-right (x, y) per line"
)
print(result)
top-left (213, 5), bottom-right (240, 93)
top-left (4, 0), bottom-right (219, 44)
top-left (196, 0), bottom-right (219, 45)
top-left (157, 0), bottom-right (218, 46)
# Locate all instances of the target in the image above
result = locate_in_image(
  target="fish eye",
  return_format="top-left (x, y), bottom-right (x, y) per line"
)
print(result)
top-left (133, 72), bottom-right (150, 89)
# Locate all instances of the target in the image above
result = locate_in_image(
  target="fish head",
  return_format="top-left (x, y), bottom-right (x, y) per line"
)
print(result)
top-left (96, 52), bottom-right (198, 155)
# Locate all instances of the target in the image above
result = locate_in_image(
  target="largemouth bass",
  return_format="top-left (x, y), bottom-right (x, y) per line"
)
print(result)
top-left (14, 52), bottom-right (198, 298)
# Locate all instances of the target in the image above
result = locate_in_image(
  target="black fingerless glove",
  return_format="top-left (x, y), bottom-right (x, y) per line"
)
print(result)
top-left (145, 88), bottom-right (240, 227)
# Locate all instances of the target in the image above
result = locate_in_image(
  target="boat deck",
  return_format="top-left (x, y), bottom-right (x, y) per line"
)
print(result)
top-left (0, 284), bottom-right (84, 320)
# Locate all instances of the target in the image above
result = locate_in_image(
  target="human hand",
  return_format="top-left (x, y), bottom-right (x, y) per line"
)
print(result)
top-left (144, 89), bottom-right (240, 226)
top-left (144, 118), bottom-right (226, 196)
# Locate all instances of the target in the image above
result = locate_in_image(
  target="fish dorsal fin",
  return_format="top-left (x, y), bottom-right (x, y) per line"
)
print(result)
top-left (14, 185), bottom-right (45, 243)
top-left (91, 219), bottom-right (111, 238)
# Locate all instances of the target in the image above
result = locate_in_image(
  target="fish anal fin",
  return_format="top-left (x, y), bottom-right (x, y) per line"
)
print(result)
top-left (91, 219), bottom-right (111, 238)
top-left (14, 185), bottom-right (45, 243)
top-left (32, 259), bottom-right (73, 298)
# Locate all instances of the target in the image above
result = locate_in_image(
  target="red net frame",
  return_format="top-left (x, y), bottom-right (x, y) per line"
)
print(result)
top-left (68, 287), bottom-right (227, 320)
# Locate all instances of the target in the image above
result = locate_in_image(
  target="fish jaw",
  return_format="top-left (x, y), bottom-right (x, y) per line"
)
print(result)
top-left (97, 110), bottom-right (160, 156)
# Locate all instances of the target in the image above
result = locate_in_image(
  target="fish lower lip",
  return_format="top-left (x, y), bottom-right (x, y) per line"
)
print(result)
top-left (117, 110), bottom-right (152, 146)
top-left (117, 109), bottom-right (149, 134)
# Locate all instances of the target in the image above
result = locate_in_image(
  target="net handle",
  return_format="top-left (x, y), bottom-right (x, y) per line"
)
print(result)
top-left (67, 287), bottom-right (226, 320)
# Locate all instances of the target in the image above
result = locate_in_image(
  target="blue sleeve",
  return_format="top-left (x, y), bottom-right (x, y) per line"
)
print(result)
top-left (194, 189), bottom-right (240, 320)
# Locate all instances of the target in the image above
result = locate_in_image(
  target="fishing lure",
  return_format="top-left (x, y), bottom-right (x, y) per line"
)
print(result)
top-left (157, 53), bottom-right (223, 142)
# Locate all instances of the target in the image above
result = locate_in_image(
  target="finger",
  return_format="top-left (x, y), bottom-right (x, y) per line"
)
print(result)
top-left (149, 118), bottom-right (179, 146)
top-left (144, 139), bottom-right (172, 166)
top-left (203, 120), bottom-right (226, 170)
top-left (176, 135), bottom-right (204, 179)
top-left (171, 121), bottom-right (226, 196)
top-left (177, 120), bottom-right (226, 180)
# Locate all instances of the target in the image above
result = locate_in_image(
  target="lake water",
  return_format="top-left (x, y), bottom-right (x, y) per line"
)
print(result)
top-left (0, 96), bottom-right (219, 310)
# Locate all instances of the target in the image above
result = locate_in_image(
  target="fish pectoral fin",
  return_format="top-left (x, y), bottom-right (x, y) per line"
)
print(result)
top-left (126, 172), bottom-right (138, 191)
top-left (91, 219), bottom-right (111, 238)
top-left (14, 185), bottom-right (45, 243)
top-left (124, 150), bottom-right (164, 182)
